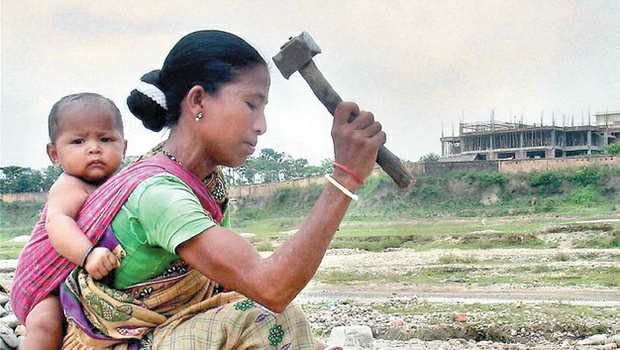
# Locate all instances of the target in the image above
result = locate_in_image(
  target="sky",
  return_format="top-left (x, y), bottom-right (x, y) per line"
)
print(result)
top-left (1, 0), bottom-right (619, 169)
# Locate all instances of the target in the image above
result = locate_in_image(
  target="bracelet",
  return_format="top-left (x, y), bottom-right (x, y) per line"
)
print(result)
top-left (325, 174), bottom-right (359, 201)
top-left (80, 245), bottom-right (95, 267)
top-left (332, 163), bottom-right (364, 185)
top-left (332, 163), bottom-right (364, 186)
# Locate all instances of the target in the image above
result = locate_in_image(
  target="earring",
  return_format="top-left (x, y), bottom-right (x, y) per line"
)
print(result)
top-left (195, 112), bottom-right (203, 121)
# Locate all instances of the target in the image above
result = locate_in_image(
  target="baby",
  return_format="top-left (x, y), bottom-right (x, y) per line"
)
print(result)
top-left (21, 93), bottom-right (127, 350)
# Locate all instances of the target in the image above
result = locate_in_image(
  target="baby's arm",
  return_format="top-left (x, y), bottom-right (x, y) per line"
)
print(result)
top-left (46, 174), bottom-right (119, 279)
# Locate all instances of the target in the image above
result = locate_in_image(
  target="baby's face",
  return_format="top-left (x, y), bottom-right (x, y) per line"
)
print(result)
top-left (50, 102), bottom-right (126, 184)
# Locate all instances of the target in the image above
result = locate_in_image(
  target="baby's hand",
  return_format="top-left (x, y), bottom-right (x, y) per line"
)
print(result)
top-left (84, 247), bottom-right (120, 280)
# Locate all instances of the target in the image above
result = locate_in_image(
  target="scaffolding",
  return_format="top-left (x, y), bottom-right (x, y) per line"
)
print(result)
top-left (441, 119), bottom-right (616, 161)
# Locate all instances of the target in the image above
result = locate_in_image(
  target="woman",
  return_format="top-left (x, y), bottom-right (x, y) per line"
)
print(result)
top-left (59, 30), bottom-right (385, 349)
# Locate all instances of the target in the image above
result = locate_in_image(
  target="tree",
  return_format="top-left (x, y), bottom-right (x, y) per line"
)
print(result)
top-left (420, 152), bottom-right (440, 162)
top-left (0, 166), bottom-right (44, 193)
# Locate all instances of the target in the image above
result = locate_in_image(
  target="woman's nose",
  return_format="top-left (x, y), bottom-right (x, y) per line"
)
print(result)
top-left (255, 112), bottom-right (267, 135)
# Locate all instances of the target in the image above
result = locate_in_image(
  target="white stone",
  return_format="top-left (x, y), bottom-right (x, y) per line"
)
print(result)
top-left (603, 343), bottom-right (618, 350)
top-left (0, 323), bottom-right (19, 348)
top-left (611, 334), bottom-right (620, 345)
top-left (0, 294), bottom-right (8, 306)
top-left (11, 236), bottom-right (30, 243)
top-left (0, 315), bottom-right (18, 329)
top-left (0, 338), bottom-right (11, 350)
top-left (328, 325), bottom-right (375, 350)
top-left (578, 334), bottom-right (608, 345)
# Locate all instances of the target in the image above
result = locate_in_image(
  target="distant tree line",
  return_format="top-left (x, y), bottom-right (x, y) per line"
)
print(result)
top-left (0, 149), bottom-right (333, 193)
top-left (0, 166), bottom-right (62, 193)
top-left (225, 148), bottom-right (333, 186)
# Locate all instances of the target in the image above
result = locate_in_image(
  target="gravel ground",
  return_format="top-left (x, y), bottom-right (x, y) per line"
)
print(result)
top-left (295, 247), bottom-right (620, 349)
top-left (2, 243), bottom-right (619, 349)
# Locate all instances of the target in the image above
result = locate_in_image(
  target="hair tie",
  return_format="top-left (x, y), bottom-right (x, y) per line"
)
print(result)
top-left (136, 81), bottom-right (168, 110)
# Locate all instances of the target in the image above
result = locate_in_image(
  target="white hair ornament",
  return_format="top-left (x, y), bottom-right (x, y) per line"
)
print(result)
top-left (136, 81), bottom-right (168, 110)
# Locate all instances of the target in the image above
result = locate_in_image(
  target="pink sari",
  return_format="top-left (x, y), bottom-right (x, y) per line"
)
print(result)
top-left (10, 153), bottom-right (222, 323)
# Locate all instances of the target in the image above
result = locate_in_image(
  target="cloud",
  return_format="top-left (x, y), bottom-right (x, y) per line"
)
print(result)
top-left (2, 1), bottom-right (619, 168)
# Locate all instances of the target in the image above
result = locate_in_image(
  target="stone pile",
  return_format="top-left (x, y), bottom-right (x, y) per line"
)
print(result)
top-left (0, 290), bottom-right (23, 350)
top-left (305, 298), bottom-right (620, 350)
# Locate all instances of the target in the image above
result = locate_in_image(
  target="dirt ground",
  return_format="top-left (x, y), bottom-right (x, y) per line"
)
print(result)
top-left (300, 247), bottom-right (620, 305)
top-left (296, 245), bottom-right (620, 349)
top-left (2, 229), bottom-right (619, 349)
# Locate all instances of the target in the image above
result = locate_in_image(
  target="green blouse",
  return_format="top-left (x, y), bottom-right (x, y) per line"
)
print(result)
top-left (110, 173), bottom-right (228, 289)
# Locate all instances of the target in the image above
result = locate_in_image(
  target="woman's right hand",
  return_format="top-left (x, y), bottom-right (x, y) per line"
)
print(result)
top-left (331, 101), bottom-right (386, 186)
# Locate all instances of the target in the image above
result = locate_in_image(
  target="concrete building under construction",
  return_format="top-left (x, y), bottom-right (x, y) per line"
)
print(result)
top-left (440, 111), bottom-right (620, 161)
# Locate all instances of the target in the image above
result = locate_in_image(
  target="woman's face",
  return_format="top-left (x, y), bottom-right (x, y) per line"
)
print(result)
top-left (201, 64), bottom-right (270, 168)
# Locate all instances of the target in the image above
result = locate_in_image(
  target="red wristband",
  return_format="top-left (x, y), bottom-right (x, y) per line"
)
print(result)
top-left (332, 163), bottom-right (364, 185)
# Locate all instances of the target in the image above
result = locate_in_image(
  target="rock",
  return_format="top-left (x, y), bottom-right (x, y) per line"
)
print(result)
top-left (0, 315), bottom-right (18, 329)
top-left (452, 313), bottom-right (467, 323)
top-left (11, 236), bottom-right (30, 243)
top-left (0, 306), bottom-right (5, 318)
top-left (0, 323), bottom-right (19, 348)
top-left (13, 326), bottom-right (26, 338)
top-left (603, 343), bottom-right (618, 350)
top-left (611, 334), bottom-right (620, 345)
top-left (0, 338), bottom-right (11, 350)
top-left (0, 294), bottom-right (8, 306)
top-left (578, 334), bottom-right (608, 345)
top-left (2, 304), bottom-right (10, 314)
top-left (328, 325), bottom-right (375, 350)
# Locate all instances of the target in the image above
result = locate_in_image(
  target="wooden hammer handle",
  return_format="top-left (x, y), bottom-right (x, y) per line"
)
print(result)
top-left (298, 61), bottom-right (415, 189)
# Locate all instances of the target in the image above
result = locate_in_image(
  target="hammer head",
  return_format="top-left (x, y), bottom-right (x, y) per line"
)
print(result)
top-left (273, 32), bottom-right (322, 79)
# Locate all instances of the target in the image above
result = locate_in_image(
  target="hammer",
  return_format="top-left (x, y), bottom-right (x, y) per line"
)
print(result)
top-left (273, 32), bottom-right (415, 189)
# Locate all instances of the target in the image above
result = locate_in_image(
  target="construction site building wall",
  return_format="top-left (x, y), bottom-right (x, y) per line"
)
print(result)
top-left (424, 161), bottom-right (499, 174)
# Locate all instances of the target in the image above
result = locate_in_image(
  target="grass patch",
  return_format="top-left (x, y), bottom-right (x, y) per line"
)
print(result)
top-left (254, 241), bottom-right (274, 252)
top-left (0, 239), bottom-right (25, 259)
top-left (437, 253), bottom-right (479, 264)
top-left (314, 265), bottom-right (619, 287)
top-left (553, 252), bottom-right (570, 261)
top-left (573, 231), bottom-right (620, 248)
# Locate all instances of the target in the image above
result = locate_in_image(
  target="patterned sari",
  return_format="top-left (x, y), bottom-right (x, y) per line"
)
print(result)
top-left (42, 150), bottom-right (316, 349)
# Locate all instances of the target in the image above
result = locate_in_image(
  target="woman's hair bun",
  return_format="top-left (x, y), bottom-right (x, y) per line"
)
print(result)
top-left (127, 70), bottom-right (169, 132)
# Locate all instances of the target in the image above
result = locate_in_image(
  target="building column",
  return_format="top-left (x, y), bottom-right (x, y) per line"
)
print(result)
top-left (587, 130), bottom-right (592, 154)
top-left (550, 131), bottom-right (556, 158)
top-left (545, 149), bottom-right (553, 158)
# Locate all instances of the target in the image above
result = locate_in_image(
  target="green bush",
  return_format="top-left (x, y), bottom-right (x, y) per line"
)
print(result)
top-left (571, 167), bottom-right (601, 187)
top-left (476, 172), bottom-right (507, 188)
top-left (605, 142), bottom-right (620, 154)
top-left (570, 185), bottom-right (602, 205)
top-left (528, 171), bottom-right (563, 194)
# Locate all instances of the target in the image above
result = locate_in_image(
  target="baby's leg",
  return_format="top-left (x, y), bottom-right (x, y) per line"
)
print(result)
top-left (23, 295), bottom-right (65, 350)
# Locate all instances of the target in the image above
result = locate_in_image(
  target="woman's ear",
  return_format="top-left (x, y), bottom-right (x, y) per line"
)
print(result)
top-left (46, 143), bottom-right (61, 167)
top-left (186, 85), bottom-right (207, 117)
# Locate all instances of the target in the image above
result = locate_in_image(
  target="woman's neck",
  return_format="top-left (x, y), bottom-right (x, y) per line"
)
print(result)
top-left (163, 132), bottom-right (217, 179)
